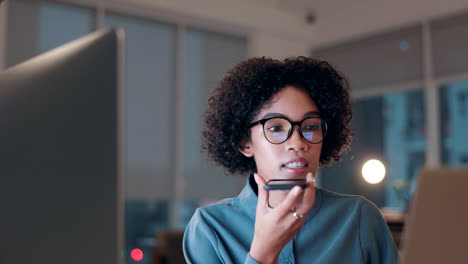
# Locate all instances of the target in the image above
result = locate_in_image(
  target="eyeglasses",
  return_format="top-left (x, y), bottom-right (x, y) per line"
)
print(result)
top-left (248, 117), bottom-right (327, 144)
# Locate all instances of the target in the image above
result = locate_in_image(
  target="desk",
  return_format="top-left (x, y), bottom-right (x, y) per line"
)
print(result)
top-left (382, 210), bottom-right (405, 249)
top-left (152, 230), bottom-right (185, 264)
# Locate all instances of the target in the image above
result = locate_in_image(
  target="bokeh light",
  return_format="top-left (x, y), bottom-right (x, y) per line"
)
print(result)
top-left (362, 159), bottom-right (386, 184)
top-left (400, 40), bottom-right (409, 51)
top-left (130, 248), bottom-right (144, 262)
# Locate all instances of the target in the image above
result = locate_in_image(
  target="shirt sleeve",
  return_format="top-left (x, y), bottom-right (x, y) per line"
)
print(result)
top-left (358, 199), bottom-right (400, 264)
top-left (244, 254), bottom-right (261, 264)
top-left (183, 208), bottom-right (259, 264)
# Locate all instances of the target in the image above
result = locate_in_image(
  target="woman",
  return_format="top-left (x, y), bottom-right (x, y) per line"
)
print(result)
top-left (183, 57), bottom-right (399, 263)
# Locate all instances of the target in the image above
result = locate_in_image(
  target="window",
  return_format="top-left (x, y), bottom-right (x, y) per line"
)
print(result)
top-left (183, 28), bottom-right (248, 218)
top-left (383, 90), bottom-right (425, 211)
top-left (105, 13), bottom-right (177, 263)
top-left (38, 2), bottom-right (93, 53)
top-left (6, 0), bottom-right (93, 66)
top-left (440, 81), bottom-right (468, 167)
top-left (318, 90), bottom-right (426, 212)
top-left (314, 25), bottom-right (426, 212)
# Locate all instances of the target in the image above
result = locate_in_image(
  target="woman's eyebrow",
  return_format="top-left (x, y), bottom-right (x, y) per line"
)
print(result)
top-left (261, 112), bottom-right (286, 119)
top-left (261, 111), bottom-right (321, 120)
top-left (304, 111), bottom-right (321, 117)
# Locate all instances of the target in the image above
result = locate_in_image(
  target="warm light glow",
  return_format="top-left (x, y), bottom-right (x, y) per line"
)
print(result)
top-left (362, 159), bottom-right (386, 184)
top-left (130, 248), bottom-right (144, 262)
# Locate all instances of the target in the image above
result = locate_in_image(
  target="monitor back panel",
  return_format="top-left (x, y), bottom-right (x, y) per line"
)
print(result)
top-left (0, 30), bottom-right (125, 264)
top-left (401, 168), bottom-right (468, 264)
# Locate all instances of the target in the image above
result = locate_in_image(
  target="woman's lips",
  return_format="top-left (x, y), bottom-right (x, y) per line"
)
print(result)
top-left (282, 166), bottom-right (309, 173)
top-left (282, 157), bottom-right (309, 173)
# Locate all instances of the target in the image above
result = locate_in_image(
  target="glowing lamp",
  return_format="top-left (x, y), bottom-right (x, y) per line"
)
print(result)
top-left (362, 159), bottom-right (386, 184)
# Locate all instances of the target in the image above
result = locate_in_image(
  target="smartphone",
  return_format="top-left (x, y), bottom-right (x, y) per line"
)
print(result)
top-left (263, 179), bottom-right (308, 190)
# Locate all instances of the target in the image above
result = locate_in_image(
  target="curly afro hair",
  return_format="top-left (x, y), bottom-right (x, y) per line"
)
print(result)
top-left (202, 56), bottom-right (352, 175)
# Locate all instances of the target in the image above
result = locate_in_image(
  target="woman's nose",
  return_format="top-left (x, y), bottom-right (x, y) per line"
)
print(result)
top-left (286, 126), bottom-right (308, 151)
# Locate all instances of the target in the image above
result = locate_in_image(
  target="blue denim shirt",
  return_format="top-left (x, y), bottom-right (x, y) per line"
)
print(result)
top-left (183, 176), bottom-right (399, 264)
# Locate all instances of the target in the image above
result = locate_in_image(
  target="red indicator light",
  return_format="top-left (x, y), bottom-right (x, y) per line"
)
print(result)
top-left (130, 248), bottom-right (144, 262)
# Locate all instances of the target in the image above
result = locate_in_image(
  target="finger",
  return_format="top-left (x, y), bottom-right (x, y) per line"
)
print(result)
top-left (254, 173), bottom-right (269, 214)
top-left (275, 185), bottom-right (304, 216)
top-left (297, 172), bottom-right (316, 213)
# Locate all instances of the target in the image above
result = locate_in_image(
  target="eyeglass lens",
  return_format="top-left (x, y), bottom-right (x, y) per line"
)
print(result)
top-left (263, 117), bottom-right (324, 144)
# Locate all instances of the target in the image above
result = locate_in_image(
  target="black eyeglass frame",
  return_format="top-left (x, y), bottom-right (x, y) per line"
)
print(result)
top-left (248, 116), bottom-right (328, 144)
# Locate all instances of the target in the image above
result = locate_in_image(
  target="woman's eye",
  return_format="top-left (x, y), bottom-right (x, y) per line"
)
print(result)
top-left (267, 126), bottom-right (285, 132)
top-left (304, 125), bottom-right (319, 131)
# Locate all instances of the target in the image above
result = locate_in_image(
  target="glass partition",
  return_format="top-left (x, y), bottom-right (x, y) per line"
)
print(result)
top-left (319, 89), bottom-right (426, 212)
top-left (440, 81), bottom-right (468, 167)
top-left (182, 28), bottom-right (248, 223)
top-left (105, 13), bottom-right (177, 264)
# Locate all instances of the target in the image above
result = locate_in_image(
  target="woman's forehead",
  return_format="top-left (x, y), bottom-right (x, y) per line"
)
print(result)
top-left (256, 86), bottom-right (319, 119)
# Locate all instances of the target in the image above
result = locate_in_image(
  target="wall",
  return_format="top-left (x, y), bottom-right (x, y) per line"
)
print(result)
top-left (5, 0), bottom-right (468, 64)
top-left (58, 0), bottom-right (313, 58)
top-left (309, 0), bottom-right (468, 47)
top-left (250, 32), bottom-right (311, 58)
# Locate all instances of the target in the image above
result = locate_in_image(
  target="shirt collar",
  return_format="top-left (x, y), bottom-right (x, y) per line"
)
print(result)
top-left (238, 174), bottom-right (322, 223)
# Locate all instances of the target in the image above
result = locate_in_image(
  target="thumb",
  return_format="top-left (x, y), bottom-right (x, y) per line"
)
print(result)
top-left (254, 173), bottom-right (269, 213)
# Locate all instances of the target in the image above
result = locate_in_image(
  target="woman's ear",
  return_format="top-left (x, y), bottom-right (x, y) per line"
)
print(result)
top-left (238, 138), bottom-right (254, 157)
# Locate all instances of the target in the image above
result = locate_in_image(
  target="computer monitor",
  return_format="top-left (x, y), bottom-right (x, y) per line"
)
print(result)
top-left (401, 167), bottom-right (468, 264)
top-left (0, 29), bottom-right (125, 264)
